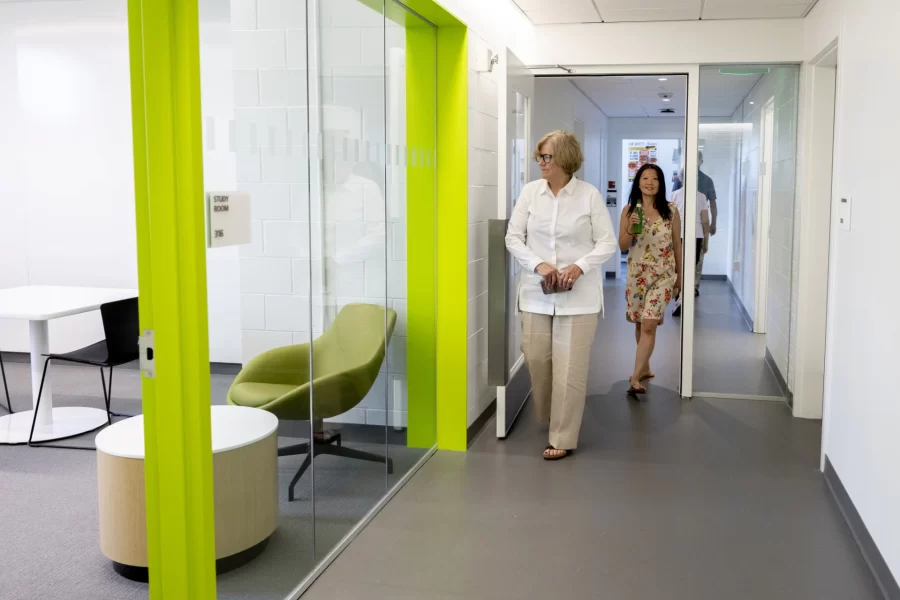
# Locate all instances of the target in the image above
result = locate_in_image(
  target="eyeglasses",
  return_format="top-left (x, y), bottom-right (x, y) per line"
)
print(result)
top-left (535, 154), bottom-right (553, 164)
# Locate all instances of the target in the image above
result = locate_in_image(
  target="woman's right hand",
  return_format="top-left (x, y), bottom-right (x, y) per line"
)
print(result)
top-left (535, 262), bottom-right (558, 291)
top-left (535, 262), bottom-right (555, 277)
top-left (628, 212), bottom-right (641, 230)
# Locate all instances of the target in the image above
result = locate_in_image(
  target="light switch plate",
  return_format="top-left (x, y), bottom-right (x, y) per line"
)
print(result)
top-left (839, 196), bottom-right (852, 231)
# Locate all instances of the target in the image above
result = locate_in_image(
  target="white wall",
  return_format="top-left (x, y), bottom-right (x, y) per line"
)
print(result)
top-left (0, 0), bottom-right (243, 364)
top-left (533, 19), bottom-right (805, 66)
top-left (201, 2), bottom-right (244, 364)
top-left (727, 67), bottom-right (799, 381)
top-left (806, 0), bottom-right (900, 581)
top-left (0, 1), bottom-right (135, 355)
top-left (466, 31), bottom-right (500, 427)
top-left (532, 79), bottom-right (608, 192)
top-left (698, 119), bottom-right (740, 279)
top-left (435, 0), bottom-right (535, 65)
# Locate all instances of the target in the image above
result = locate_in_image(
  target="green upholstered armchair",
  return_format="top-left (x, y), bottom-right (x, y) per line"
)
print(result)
top-left (227, 303), bottom-right (397, 501)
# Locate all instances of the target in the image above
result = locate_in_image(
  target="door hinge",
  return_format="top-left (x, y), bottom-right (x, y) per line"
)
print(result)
top-left (139, 329), bottom-right (155, 379)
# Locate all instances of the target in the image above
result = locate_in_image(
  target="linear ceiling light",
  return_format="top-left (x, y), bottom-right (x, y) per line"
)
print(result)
top-left (718, 67), bottom-right (771, 76)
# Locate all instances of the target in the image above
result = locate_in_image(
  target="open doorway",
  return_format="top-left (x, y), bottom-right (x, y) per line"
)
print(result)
top-left (530, 74), bottom-right (688, 399)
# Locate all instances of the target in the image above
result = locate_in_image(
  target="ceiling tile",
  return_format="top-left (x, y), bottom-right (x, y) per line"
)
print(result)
top-left (571, 76), bottom-right (689, 118)
top-left (594, 0), bottom-right (702, 20)
top-left (702, 1), bottom-right (812, 20)
top-left (601, 7), bottom-right (702, 21)
top-left (515, 0), bottom-right (601, 24)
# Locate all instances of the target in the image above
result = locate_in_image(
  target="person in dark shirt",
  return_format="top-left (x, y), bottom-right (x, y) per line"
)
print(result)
top-left (672, 151), bottom-right (717, 294)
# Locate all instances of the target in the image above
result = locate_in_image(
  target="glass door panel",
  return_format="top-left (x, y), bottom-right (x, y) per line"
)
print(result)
top-left (311, 0), bottom-right (389, 559)
top-left (692, 65), bottom-right (800, 400)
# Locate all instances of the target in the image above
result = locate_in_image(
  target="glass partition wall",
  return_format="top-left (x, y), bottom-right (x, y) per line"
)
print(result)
top-left (203, 0), bottom-right (436, 597)
top-left (692, 65), bottom-right (800, 400)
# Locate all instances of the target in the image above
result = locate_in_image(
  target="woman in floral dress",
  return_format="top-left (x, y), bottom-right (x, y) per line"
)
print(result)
top-left (618, 163), bottom-right (682, 395)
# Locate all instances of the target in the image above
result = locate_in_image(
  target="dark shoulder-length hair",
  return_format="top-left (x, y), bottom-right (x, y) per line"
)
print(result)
top-left (627, 163), bottom-right (672, 221)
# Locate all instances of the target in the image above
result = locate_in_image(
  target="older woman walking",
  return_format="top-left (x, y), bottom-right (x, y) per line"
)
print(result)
top-left (506, 130), bottom-right (617, 460)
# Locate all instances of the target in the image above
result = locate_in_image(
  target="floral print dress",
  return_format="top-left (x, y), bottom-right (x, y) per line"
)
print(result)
top-left (626, 203), bottom-right (677, 323)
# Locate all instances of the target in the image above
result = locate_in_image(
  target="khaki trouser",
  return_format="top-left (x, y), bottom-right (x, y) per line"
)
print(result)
top-left (520, 312), bottom-right (598, 450)
top-left (695, 235), bottom-right (708, 291)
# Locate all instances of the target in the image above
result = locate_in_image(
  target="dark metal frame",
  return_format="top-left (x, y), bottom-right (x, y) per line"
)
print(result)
top-left (278, 429), bottom-right (394, 501)
top-left (0, 354), bottom-right (11, 414)
top-left (27, 357), bottom-right (121, 449)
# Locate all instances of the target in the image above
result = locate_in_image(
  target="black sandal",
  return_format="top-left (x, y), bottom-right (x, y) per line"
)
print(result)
top-left (543, 445), bottom-right (570, 461)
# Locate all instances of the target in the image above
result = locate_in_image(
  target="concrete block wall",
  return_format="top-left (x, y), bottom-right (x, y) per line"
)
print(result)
top-left (232, 0), bottom-right (408, 427)
top-left (467, 31), bottom-right (500, 428)
top-left (765, 68), bottom-right (799, 386)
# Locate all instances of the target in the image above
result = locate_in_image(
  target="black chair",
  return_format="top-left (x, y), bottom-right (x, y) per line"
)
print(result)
top-left (28, 297), bottom-right (139, 446)
top-left (1, 353), bottom-right (11, 414)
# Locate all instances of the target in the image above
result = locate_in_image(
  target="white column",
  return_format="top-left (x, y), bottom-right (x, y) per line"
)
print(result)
top-left (29, 320), bottom-right (52, 428)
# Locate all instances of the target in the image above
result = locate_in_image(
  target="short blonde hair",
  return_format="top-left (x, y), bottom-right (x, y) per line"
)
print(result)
top-left (533, 130), bottom-right (584, 176)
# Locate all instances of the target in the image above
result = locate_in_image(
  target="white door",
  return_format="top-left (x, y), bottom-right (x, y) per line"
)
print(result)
top-left (491, 48), bottom-right (534, 438)
top-left (754, 100), bottom-right (775, 333)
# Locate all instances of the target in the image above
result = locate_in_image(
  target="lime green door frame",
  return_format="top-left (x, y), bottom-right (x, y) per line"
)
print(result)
top-left (127, 1), bottom-right (217, 598)
top-left (362, 0), bottom-right (469, 451)
top-left (385, 0), bottom-right (469, 451)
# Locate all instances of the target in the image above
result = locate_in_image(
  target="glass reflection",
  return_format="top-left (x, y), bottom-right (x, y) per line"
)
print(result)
top-left (692, 65), bottom-right (800, 399)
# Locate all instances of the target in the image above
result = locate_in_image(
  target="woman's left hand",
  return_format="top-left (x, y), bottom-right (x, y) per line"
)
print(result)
top-left (558, 265), bottom-right (583, 290)
top-left (674, 275), bottom-right (682, 295)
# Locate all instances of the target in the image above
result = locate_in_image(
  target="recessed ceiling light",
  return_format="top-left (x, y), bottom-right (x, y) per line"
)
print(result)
top-left (749, 101), bottom-right (755, 105)
top-left (662, 98), bottom-right (671, 102)
top-left (658, 77), bottom-right (668, 81)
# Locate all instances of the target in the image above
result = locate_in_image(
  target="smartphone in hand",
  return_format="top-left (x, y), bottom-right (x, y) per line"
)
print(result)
top-left (541, 272), bottom-right (564, 295)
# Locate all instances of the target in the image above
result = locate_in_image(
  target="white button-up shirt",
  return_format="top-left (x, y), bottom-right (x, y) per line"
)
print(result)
top-left (673, 188), bottom-right (709, 239)
top-left (505, 177), bottom-right (617, 316)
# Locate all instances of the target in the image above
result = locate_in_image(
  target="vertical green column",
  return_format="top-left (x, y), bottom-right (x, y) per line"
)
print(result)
top-left (435, 27), bottom-right (468, 451)
top-left (127, 0), bottom-right (217, 598)
top-left (406, 24), bottom-right (438, 448)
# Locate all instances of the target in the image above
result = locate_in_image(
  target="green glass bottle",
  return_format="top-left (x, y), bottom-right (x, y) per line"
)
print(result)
top-left (631, 202), bottom-right (644, 235)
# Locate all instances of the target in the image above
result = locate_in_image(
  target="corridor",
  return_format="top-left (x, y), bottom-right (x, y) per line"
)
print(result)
top-left (304, 395), bottom-right (880, 599)
top-left (303, 282), bottom-right (881, 599)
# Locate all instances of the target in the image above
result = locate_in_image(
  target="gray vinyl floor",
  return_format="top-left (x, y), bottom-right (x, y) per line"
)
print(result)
top-left (692, 280), bottom-right (785, 397)
top-left (301, 279), bottom-right (879, 600)
top-left (303, 399), bottom-right (881, 600)
top-left (0, 360), bottom-right (426, 600)
top-left (585, 276), bottom-right (783, 398)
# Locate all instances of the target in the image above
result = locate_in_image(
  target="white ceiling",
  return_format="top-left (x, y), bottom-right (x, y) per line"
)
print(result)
top-left (698, 66), bottom-right (763, 116)
top-left (513, 0), bottom-right (819, 24)
top-left (571, 76), bottom-right (688, 117)
top-left (562, 68), bottom-right (763, 118)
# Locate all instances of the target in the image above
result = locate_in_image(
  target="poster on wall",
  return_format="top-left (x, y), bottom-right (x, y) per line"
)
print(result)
top-left (627, 142), bottom-right (658, 182)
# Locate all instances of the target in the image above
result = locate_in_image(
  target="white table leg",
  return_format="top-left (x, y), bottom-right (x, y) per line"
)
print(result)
top-left (29, 320), bottom-right (53, 429)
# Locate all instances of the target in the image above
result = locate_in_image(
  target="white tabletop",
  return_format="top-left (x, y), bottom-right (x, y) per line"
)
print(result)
top-left (0, 286), bottom-right (138, 321)
top-left (95, 405), bottom-right (279, 459)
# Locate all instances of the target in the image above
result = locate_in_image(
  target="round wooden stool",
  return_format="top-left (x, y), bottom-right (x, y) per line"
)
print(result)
top-left (95, 405), bottom-right (279, 581)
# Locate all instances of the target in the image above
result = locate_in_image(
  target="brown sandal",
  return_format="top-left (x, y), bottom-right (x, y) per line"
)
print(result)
top-left (627, 382), bottom-right (647, 397)
top-left (543, 445), bottom-right (570, 461)
top-left (629, 372), bottom-right (655, 382)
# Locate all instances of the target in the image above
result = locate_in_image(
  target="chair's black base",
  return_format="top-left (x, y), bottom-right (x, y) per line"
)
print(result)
top-left (112, 537), bottom-right (271, 583)
top-left (279, 432), bottom-right (394, 501)
top-left (0, 354), bottom-right (12, 414)
top-left (28, 358), bottom-right (119, 447)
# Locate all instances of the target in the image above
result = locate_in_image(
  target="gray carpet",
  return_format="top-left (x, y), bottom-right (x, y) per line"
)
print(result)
top-left (0, 360), bottom-right (427, 600)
